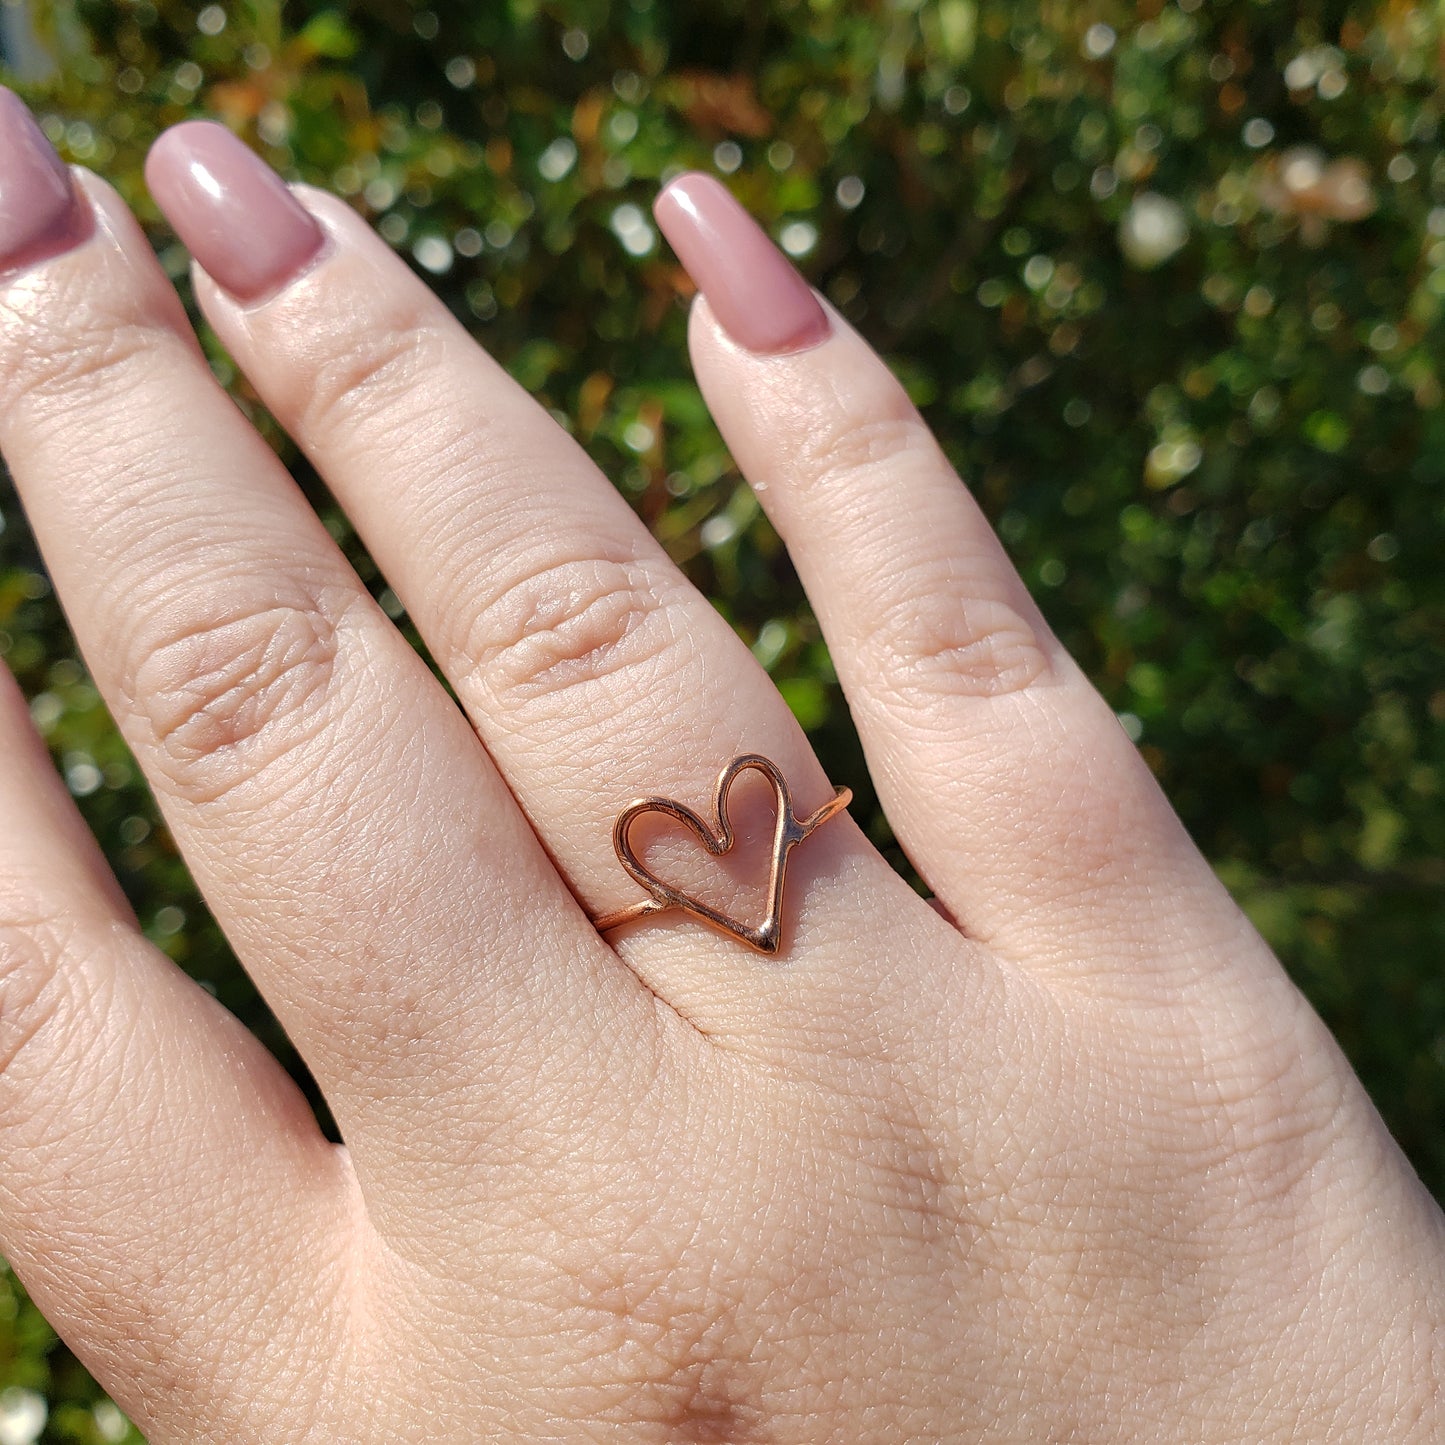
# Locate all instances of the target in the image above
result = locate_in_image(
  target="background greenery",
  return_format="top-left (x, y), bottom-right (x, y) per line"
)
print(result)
top-left (0, 0), bottom-right (1441, 1436)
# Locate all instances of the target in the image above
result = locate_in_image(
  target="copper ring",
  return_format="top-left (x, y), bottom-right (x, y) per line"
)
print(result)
top-left (591, 754), bottom-right (852, 955)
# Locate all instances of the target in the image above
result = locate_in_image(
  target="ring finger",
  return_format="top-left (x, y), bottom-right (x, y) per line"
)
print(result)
top-left (146, 123), bottom-right (955, 1048)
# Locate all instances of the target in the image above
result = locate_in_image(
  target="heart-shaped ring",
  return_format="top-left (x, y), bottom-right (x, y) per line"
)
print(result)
top-left (591, 754), bottom-right (852, 955)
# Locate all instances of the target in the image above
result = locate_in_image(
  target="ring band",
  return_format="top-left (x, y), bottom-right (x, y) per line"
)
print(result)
top-left (592, 753), bottom-right (852, 955)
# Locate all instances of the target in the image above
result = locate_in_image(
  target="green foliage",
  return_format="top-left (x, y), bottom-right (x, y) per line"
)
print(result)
top-left (1, 0), bottom-right (1443, 1435)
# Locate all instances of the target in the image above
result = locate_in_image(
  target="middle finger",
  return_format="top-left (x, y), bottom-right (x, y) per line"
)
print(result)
top-left (0, 119), bottom-right (648, 1220)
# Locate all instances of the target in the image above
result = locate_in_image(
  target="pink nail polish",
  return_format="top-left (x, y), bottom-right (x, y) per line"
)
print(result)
top-left (0, 88), bottom-right (91, 273)
top-left (145, 121), bottom-right (324, 303)
top-left (653, 172), bottom-right (829, 355)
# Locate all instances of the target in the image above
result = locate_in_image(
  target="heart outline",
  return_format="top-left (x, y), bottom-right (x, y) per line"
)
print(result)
top-left (595, 754), bottom-right (851, 955)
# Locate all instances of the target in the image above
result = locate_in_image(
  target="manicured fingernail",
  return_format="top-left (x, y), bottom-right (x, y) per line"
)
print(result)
top-left (145, 121), bottom-right (324, 303)
top-left (653, 172), bottom-right (829, 355)
top-left (0, 88), bottom-right (90, 273)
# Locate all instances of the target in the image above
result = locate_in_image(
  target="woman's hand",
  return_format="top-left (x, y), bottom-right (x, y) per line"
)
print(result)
top-left (0, 91), bottom-right (1440, 1442)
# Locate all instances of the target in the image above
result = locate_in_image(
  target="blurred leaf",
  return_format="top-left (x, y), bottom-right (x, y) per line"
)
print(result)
top-left (295, 11), bottom-right (358, 62)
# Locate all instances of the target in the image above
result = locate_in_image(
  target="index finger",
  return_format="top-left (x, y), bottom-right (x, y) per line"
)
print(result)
top-left (0, 661), bottom-right (350, 1442)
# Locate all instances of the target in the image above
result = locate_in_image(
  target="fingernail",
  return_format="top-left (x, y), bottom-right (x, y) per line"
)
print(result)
top-left (653, 172), bottom-right (829, 355)
top-left (0, 88), bottom-right (90, 273)
top-left (145, 121), bottom-right (324, 303)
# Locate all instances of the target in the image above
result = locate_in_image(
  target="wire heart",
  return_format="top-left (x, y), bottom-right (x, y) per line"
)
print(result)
top-left (593, 754), bottom-right (852, 955)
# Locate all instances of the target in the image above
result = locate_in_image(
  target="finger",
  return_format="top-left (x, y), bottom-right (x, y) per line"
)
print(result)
top-left (146, 123), bottom-right (946, 1046)
top-left (0, 96), bottom-right (647, 1215)
top-left (656, 173), bottom-right (1257, 981)
top-left (0, 659), bottom-right (351, 1440)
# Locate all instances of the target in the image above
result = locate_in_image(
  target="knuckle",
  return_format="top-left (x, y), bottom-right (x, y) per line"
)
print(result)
top-left (861, 590), bottom-right (1051, 700)
top-left (0, 298), bottom-right (177, 425)
top-left (0, 227), bottom-right (192, 418)
top-left (788, 370), bottom-right (1053, 700)
top-left (122, 581), bottom-right (351, 805)
top-left (293, 302), bottom-right (449, 442)
top-left (550, 1220), bottom-right (762, 1439)
top-left (795, 382), bottom-right (939, 484)
top-left (461, 553), bottom-right (687, 713)
top-left (0, 907), bottom-right (71, 1090)
top-left (1216, 1004), bottom-right (1352, 1187)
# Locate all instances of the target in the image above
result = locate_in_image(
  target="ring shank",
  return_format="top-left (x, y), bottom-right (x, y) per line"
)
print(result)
top-left (592, 897), bottom-right (666, 936)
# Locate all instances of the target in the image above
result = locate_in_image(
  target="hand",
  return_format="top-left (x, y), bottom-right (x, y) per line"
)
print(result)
top-left (0, 92), bottom-right (1440, 1443)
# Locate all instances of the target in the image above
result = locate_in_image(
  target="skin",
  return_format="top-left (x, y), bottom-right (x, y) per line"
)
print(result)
top-left (0, 149), bottom-right (1441, 1441)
